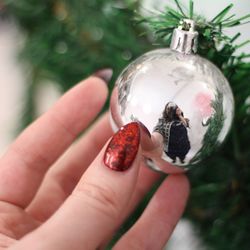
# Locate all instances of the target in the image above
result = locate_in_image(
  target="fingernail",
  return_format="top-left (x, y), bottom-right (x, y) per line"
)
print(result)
top-left (93, 68), bottom-right (113, 83)
top-left (137, 121), bottom-right (151, 138)
top-left (103, 122), bottom-right (140, 171)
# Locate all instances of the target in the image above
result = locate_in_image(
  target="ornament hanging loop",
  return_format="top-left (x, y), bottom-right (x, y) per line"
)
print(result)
top-left (170, 19), bottom-right (198, 55)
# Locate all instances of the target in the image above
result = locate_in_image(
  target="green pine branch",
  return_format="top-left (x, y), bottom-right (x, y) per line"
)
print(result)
top-left (190, 91), bottom-right (225, 165)
top-left (137, 1), bottom-right (250, 68)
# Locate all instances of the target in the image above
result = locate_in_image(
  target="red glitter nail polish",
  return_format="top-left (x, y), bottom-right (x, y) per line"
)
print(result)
top-left (103, 122), bottom-right (140, 171)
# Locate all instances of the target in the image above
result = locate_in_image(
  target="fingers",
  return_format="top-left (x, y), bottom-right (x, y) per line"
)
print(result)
top-left (114, 174), bottom-right (190, 250)
top-left (27, 116), bottom-right (161, 223)
top-left (27, 116), bottom-right (161, 227)
top-left (125, 160), bottom-right (161, 216)
top-left (27, 112), bottom-right (113, 221)
top-left (99, 160), bottom-right (161, 248)
top-left (11, 123), bottom-right (142, 250)
top-left (0, 76), bottom-right (108, 208)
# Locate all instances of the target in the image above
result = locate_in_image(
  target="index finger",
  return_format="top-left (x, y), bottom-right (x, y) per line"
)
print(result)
top-left (0, 76), bottom-right (108, 208)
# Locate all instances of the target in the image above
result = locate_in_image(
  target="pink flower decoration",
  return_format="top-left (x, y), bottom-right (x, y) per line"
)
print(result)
top-left (194, 92), bottom-right (213, 117)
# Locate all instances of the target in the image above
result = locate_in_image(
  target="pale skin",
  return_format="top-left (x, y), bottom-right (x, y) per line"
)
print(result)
top-left (0, 76), bottom-right (189, 250)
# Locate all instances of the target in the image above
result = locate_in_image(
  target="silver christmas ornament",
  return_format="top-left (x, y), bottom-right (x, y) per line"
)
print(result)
top-left (110, 19), bottom-right (234, 173)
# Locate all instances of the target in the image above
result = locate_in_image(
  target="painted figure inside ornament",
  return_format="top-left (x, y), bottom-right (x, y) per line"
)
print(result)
top-left (153, 102), bottom-right (190, 164)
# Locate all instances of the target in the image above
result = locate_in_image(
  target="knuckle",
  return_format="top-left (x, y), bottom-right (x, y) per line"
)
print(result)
top-left (73, 181), bottom-right (120, 221)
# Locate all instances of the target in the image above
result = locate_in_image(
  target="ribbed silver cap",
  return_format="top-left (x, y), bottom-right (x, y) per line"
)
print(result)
top-left (170, 19), bottom-right (198, 55)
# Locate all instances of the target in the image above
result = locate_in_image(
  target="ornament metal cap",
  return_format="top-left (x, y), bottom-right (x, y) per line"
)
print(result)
top-left (170, 19), bottom-right (198, 55)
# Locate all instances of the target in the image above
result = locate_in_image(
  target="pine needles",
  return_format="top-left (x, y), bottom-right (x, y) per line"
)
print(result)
top-left (138, 0), bottom-right (250, 62)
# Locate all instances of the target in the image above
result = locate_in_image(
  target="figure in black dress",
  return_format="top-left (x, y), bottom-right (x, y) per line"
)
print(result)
top-left (153, 102), bottom-right (190, 163)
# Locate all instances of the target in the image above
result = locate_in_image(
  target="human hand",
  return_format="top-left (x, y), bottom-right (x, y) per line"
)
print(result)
top-left (176, 107), bottom-right (183, 117)
top-left (185, 118), bottom-right (190, 128)
top-left (0, 72), bottom-right (189, 250)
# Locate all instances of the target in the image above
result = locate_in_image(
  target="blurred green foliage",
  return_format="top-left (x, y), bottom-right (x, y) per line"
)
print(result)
top-left (4, 0), bottom-right (151, 126)
top-left (3, 0), bottom-right (250, 249)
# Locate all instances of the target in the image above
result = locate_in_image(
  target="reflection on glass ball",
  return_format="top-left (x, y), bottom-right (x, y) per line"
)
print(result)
top-left (110, 48), bottom-right (234, 173)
